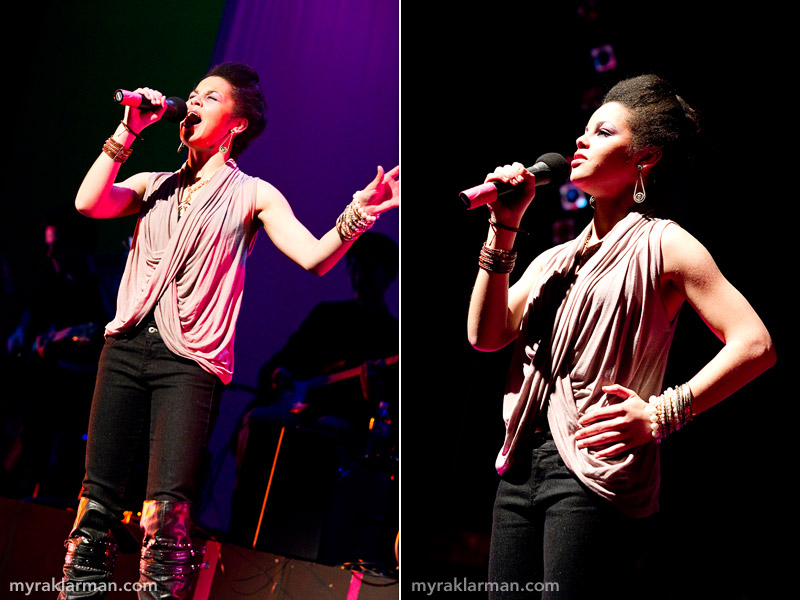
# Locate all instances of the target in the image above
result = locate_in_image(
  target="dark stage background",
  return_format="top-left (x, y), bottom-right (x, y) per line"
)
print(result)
top-left (401, 1), bottom-right (791, 599)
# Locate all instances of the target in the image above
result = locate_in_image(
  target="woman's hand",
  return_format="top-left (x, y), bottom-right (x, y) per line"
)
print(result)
top-left (123, 87), bottom-right (169, 134)
top-left (573, 384), bottom-right (654, 459)
top-left (485, 162), bottom-right (537, 226)
top-left (355, 165), bottom-right (399, 217)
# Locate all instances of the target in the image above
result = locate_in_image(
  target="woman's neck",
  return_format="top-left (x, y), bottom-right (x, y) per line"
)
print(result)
top-left (591, 202), bottom-right (633, 240)
top-left (185, 150), bottom-right (231, 182)
top-left (588, 181), bottom-right (641, 240)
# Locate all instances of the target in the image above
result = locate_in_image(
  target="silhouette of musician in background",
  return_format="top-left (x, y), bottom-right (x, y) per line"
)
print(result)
top-left (240, 231), bottom-right (399, 448)
top-left (229, 232), bottom-right (399, 560)
top-left (1, 209), bottom-right (107, 501)
top-left (0, 245), bottom-right (24, 495)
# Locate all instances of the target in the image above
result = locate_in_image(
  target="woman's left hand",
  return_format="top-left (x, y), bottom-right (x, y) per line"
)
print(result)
top-left (574, 384), bottom-right (654, 459)
top-left (355, 165), bottom-right (399, 216)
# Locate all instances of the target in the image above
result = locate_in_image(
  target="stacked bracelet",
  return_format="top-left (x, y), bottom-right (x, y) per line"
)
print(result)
top-left (478, 243), bottom-right (517, 274)
top-left (336, 196), bottom-right (379, 242)
top-left (102, 137), bottom-right (133, 163)
top-left (648, 383), bottom-right (693, 443)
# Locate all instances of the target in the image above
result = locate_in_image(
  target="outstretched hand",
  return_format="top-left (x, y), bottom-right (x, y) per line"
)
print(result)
top-left (355, 165), bottom-right (400, 216)
top-left (573, 384), bottom-right (654, 459)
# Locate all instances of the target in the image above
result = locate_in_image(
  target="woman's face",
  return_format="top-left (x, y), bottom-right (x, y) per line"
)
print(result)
top-left (180, 76), bottom-right (245, 153)
top-left (570, 101), bottom-right (640, 200)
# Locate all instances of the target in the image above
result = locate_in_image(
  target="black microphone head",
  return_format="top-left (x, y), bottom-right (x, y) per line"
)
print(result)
top-left (532, 152), bottom-right (569, 187)
top-left (165, 96), bottom-right (188, 123)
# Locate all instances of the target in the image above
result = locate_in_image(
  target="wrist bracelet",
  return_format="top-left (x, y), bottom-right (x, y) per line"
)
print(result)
top-left (336, 196), bottom-right (379, 242)
top-left (478, 243), bottom-right (517, 274)
top-left (648, 383), bottom-right (693, 443)
top-left (102, 136), bottom-right (133, 163)
top-left (489, 218), bottom-right (529, 236)
top-left (119, 119), bottom-right (141, 139)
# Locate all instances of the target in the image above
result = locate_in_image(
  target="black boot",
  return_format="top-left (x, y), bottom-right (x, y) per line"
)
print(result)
top-left (57, 497), bottom-right (118, 599)
top-left (138, 500), bottom-right (207, 599)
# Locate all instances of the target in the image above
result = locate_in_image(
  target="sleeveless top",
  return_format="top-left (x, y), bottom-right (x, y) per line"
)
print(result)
top-left (498, 210), bottom-right (679, 518)
top-left (105, 160), bottom-right (260, 384)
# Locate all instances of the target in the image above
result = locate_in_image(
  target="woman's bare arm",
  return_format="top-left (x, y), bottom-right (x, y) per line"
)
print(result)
top-left (256, 166), bottom-right (399, 276)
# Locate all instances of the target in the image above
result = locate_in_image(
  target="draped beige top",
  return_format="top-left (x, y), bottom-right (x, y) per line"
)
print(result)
top-left (497, 210), bottom-right (678, 518)
top-left (105, 160), bottom-right (260, 385)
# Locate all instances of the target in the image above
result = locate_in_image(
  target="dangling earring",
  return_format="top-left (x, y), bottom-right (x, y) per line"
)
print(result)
top-left (633, 164), bottom-right (646, 203)
top-left (219, 130), bottom-right (235, 155)
top-left (176, 141), bottom-right (185, 154)
top-left (589, 196), bottom-right (596, 209)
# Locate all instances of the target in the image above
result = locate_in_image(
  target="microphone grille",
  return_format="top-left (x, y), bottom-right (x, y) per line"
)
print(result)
top-left (166, 96), bottom-right (188, 123)
top-left (536, 152), bottom-right (569, 186)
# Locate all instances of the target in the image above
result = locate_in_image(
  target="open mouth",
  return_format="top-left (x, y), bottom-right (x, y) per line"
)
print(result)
top-left (183, 112), bottom-right (201, 127)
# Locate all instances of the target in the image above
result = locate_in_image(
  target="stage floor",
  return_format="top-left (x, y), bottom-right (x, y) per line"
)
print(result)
top-left (0, 497), bottom-right (398, 599)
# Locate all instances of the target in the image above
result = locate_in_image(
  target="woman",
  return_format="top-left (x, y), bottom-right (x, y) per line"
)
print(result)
top-left (57, 62), bottom-right (398, 599)
top-left (467, 75), bottom-right (774, 599)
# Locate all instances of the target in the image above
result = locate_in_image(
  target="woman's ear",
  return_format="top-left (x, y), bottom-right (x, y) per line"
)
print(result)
top-left (638, 146), bottom-right (662, 172)
top-left (233, 118), bottom-right (249, 135)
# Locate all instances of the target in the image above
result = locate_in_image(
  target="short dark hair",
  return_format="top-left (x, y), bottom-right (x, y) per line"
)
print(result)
top-left (603, 74), bottom-right (704, 203)
top-left (204, 62), bottom-right (268, 158)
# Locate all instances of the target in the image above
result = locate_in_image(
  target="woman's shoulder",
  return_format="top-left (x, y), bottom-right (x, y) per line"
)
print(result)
top-left (657, 219), bottom-right (698, 248)
top-left (138, 171), bottom-right (175, 202)
top-left (640, 214), bottom-right (689, 248)
top-left (657, 220), bottom-right (717, 278)
top-left (252, 177), bottom-right (288, 212)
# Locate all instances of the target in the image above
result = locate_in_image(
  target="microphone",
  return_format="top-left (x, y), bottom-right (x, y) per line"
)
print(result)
top-left (459, 152), bottom-right (570, 209)
top-left (113, 89), bottom-right (188, 123)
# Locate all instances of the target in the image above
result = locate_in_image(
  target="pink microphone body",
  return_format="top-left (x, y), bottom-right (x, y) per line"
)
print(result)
top-left (459, 153), bottom-right (569, 209)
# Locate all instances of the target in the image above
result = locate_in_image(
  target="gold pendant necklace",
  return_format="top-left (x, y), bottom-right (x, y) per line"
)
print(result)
top-left (178, 171), bottom-right (210, 218)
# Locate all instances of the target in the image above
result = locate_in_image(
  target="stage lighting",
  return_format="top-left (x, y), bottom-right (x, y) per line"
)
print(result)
top-left (559, 180), bottom-right (588, 212)
top-left (590, 44), bottom-right (617, 72)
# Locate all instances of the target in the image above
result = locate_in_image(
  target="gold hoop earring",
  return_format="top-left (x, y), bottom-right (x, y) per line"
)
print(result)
top-left (633, 164), bottom-right (646, 203)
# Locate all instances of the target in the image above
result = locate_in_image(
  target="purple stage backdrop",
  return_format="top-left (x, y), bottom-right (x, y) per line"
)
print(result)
top-left (198, 0), bottom-right (399, 529)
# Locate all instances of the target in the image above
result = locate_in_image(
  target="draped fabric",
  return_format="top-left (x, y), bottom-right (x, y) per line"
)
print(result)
top-left (105, 161), bottom-right (260, 385)
top-left (498, 211), bottom-right (679, 518)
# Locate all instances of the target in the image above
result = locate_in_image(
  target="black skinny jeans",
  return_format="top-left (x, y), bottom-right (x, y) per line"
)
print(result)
top-left (80, 314), bottom-right (223, 518)
top-left (488, 432), bottom-right (654, 600)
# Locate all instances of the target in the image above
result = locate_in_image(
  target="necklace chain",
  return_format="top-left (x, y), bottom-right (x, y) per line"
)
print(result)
top-left (576, 227), bottom-right (596, 271)
top-left (176, 159), bottom-right (235, 218)
top-left (178, 176), bottom-right (210, 217)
